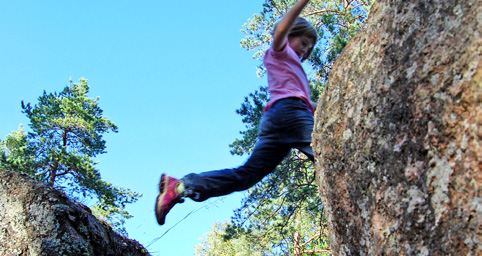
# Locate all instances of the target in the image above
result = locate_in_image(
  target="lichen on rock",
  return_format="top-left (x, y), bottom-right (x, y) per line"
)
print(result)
top-left (0, 169), bottom-right (150, 256)
top-left (312, 0), bottom-right (480, 255)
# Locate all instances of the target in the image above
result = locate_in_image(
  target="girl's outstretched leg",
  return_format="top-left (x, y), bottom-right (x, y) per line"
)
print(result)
top-left (181, 140), bottom-right (291, 202)
top-left (155, 138), bottom-right (289, 225)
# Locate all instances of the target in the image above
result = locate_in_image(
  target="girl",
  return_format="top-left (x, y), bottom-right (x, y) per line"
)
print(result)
top-left (156, 0), bottom-right (317, 225)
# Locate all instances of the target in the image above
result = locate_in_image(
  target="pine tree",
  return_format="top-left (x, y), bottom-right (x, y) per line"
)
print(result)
top-left (0, 78), bottom-right (141, 235)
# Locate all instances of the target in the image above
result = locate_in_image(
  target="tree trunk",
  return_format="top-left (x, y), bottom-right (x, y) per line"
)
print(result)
top-left (48, 160), bottom-right (58, 185)
top-left (294, 231), bottom-right (301, 256)
top-left (312, 0), bottom-right (480, 255)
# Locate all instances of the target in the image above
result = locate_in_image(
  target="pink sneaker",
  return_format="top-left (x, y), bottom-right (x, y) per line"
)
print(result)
top-left (155, 174), bottom-right (184, 225)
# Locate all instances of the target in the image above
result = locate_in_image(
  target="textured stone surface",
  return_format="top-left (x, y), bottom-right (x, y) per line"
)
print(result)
top-left (312, 0), bottom-right (480, 255)
top-left (0, 169), bottom-right (150, 256)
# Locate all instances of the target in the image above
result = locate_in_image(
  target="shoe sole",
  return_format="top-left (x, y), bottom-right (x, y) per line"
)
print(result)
top-left (155, 174), bottom-right (170, 225)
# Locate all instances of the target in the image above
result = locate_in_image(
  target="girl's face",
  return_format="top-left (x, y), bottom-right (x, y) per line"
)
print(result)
top-left (288, 35), bottom-right (314, 60)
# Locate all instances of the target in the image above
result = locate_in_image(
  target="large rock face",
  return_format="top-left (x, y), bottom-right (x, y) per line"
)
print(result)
top-left (312, 0), bottom-right (479, 255)
top-left (0, 169), bottom-right (150, 256)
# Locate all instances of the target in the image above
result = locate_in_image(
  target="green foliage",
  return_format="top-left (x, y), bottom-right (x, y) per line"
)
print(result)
top-left (91, 184), bottom-right (139, 236)
top-left (197, 0), bottom-right (373, 254)
top-left (195, 221), bottom-right (268, 256)
top-left (0, 78), bottom-right (141, 235)
top-left (229, 86), bottom-right (269, 156)
top-left (0, 124), bottom-right (36, 175)
top-left (223, 151), bottom-right (329, 255)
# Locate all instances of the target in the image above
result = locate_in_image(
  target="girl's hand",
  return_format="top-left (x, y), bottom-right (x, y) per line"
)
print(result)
top-left (310, 101), bottom-right (318, 111)
top-left (272, 0), bottom-right (310, 52)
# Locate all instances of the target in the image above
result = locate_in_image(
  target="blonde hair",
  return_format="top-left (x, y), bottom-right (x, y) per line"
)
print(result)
top-left (272, 17), bottom-right (318, 62)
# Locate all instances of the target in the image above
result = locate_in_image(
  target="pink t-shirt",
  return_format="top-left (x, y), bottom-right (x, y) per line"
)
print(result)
top-left (263, 41), bottom-right (313, 113)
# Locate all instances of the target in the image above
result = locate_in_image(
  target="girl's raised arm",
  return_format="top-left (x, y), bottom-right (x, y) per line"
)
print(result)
top-left (272, 0), bottom-right (310, 52)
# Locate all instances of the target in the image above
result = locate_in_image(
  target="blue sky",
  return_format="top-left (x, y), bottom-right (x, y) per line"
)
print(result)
top-left (0, 1), bottom-right (266, 255)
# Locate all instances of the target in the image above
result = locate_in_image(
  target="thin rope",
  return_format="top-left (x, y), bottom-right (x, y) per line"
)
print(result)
top-left (146, 198), bottom-right (224, 248)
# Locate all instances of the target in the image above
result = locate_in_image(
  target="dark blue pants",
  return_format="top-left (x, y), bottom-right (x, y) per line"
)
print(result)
top-left (182, 97), bottom-right (314, 202)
